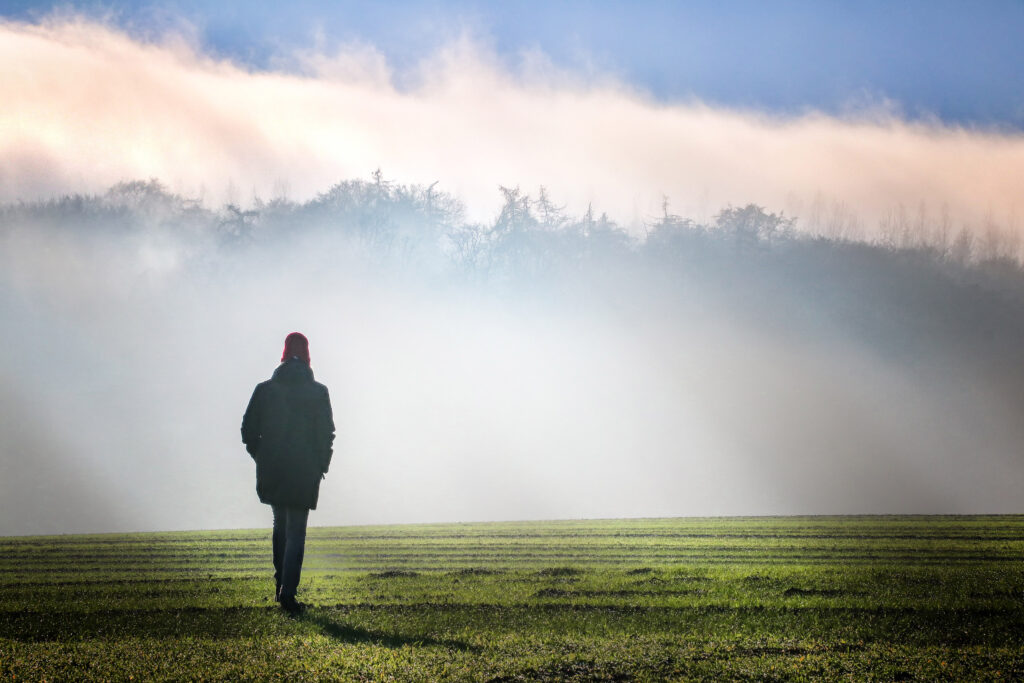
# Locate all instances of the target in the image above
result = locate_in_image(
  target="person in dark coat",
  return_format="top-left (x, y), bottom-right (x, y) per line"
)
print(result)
top-left (242, 332), bottom-right (335, 613)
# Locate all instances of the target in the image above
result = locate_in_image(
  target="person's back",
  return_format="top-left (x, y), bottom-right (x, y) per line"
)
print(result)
top-left (242, 332), bottom-right (334, 612)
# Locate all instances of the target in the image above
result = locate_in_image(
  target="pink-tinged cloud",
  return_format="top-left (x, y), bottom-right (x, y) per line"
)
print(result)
top-left (2, 17), bottom-right (1023, 235)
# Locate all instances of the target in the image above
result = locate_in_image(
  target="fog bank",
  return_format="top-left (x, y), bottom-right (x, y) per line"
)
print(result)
top-left (1, 180), bottom-right (1022, 535)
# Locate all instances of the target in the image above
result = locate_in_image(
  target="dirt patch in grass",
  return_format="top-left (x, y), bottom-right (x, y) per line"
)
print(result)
top-left (743, 574), bottom-right (777, 583)
top-left (487, 659), bottom-right (633, 682)
top-left (534, 588), bottom-right (703, 599)
top-left (449, 568), bottom-right (504, 576)
top-left (536, 567), bottom-right (583, 577)
top-left (631, 576), bottom-right (666, 585)
top-left (969, 589), bottom-right (1024, 599)
top-left (783, 587), bottom-right (850, 598)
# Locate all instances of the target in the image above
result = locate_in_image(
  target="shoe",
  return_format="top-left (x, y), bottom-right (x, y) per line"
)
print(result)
top-left (279, 596), bottom-right (306, 614)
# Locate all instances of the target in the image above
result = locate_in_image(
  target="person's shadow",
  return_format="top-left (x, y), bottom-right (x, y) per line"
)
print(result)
top-left (299, 611), bottom-right (479, 652)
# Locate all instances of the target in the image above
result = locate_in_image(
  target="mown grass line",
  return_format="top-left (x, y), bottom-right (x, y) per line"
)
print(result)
top-left (2, 517), bottom-right (1023, 680)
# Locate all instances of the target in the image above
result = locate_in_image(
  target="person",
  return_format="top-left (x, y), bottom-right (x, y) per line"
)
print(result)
top-left (242, 332), bottom-right (335, 613)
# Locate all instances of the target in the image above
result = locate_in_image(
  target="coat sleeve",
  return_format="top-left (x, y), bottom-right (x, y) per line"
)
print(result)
top-left (317, 386), bottom-right (336, 474)
top-left (241, 384), bottom-right (262, 459)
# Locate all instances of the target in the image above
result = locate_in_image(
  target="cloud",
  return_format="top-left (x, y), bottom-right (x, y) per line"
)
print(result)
top-left (3, 16), bottom-right (1024, 233)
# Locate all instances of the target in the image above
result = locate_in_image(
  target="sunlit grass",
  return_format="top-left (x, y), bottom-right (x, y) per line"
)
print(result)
top-left (2, 516), bottom-right (1023, 680)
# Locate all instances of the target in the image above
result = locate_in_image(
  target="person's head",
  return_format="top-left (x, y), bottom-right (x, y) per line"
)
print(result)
top-left (281, 332), bottom-right (310, 365)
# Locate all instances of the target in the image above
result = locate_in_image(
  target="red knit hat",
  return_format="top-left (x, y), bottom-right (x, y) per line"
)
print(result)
top-left (281, 332), bottom-right (310, 365)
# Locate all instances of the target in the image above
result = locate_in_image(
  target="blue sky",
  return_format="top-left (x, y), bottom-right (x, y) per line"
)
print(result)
top-left (5, 0), bottom-right (1024, 128)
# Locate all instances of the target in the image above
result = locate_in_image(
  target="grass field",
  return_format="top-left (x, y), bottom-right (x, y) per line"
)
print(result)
top-left (2, 516), bottom-right (1023, 681)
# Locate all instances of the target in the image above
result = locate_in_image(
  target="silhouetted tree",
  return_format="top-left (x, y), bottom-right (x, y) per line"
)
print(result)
top-left (715, 204), bottom-right (794, 251)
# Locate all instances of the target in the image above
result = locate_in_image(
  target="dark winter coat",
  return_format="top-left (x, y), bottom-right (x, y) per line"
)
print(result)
top-left (241, 358), bottom-right (335, 510)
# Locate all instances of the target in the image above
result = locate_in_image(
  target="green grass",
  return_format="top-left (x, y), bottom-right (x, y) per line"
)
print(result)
top-left (2, 516), bottom-right (1023, 681)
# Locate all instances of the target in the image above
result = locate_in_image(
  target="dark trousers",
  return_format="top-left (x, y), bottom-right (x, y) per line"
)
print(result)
top-left (271, 504), bottom-right (309, 600)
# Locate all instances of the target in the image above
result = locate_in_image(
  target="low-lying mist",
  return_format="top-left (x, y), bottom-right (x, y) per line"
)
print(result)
top-left (1, 178), bottom-right (1022, 535)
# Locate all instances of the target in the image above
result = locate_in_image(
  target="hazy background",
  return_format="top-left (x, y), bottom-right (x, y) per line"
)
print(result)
top-left (2, 3), bottom-right (1023, 535)
top-left (2, 178), bottom-right (1023, 535)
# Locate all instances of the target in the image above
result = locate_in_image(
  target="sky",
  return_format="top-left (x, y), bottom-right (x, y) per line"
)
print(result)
top-left (2, 2), bottom-right (1024, 535)
top-left (2, 1), bottom-right (1023, 230)
top-left (5, 0), bottom-right (1024, 127)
